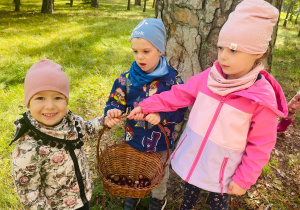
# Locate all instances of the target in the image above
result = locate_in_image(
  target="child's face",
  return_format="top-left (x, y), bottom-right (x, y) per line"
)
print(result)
top-left (28, 90), bottom-right (68, 126)
top-left (131, 38), bottom-right (163, 73)
top-left (217, 46), bottom-right (263, 79)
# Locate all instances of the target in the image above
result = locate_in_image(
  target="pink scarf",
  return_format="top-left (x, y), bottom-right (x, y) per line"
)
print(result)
top-left (207, 61), bottom-right (265, 96)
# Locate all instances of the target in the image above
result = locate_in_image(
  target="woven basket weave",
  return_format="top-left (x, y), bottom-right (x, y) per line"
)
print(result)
top-left (96, 116), bottom-right (169, 198)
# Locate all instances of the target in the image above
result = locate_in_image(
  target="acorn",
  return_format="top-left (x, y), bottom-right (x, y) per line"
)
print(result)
top-left (138, 174), bottom-right (144, 180)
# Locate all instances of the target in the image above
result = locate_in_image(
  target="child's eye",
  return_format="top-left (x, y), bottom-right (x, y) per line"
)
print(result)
top-left (217, 46), bottom-right (223, 50)
top-left (36, 97), bottom-right (44, 100)
top-left (144, 50), bottom-right (149, 53)
top-left (132, 50), bottom-right (137, 53)
top-left (230, 49), bottom-right (236, 53)
top-left (55, 97), bottom-right (64, 100)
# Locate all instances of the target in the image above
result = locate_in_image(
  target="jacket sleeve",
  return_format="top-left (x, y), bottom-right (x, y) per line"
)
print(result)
top-left (140, 74), bottom-right (201, 114)
top-left (232, 105), bottom-right (277, 189)
top-left (12, 141), bottom-right (51, 210)
top-left (104, 75), bottom-right (127, 115)
top-left (82, 115), bottom-right (105, 140)
top-left (158, 75), bottom-right (187, 124)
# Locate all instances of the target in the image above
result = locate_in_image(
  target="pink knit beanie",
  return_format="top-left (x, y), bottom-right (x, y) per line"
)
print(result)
top-left (217, 0), bottom-right (279, 54)
top-left (24, 59), bottom-right (69, 107)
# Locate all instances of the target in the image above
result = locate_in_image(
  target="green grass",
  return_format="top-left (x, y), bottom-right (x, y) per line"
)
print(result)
top-left (0, 2), bottom-right (299, 209)
top-left (0, 0), bottom-right (155, 208)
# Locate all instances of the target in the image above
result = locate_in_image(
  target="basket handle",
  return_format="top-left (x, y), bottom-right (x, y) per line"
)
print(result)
top-left (96, 114), bottom-right (170, 170)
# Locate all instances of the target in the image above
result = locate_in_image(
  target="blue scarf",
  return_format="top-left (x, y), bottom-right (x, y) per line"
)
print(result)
top-left (129, 56), bottom-right (169, 88)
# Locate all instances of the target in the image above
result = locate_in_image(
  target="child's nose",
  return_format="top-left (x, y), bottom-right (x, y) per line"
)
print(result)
top-left (219, 50), bottom-right (228, 60)
top-left (45, 100), bottom-right (55, 109)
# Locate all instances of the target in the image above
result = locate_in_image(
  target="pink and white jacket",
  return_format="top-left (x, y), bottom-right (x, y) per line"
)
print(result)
top-left (139, 63), bottom-right (288, 193)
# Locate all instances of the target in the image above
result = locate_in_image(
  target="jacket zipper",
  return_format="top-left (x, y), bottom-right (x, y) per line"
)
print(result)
top-left (186, 95), bottom-right (229, 182)
top-left (219, 157), bottom-right (229, 195)
top-left (168, 134), bottom-right (187, 164)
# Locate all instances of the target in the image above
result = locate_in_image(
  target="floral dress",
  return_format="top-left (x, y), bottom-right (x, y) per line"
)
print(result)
top-left (11, 110), bottom-right (104, 209)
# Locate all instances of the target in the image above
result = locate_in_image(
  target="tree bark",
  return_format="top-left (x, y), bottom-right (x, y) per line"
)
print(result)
top-left (14, 0), bottom-right (20, 11)
top-left (91, 0), bottom-right (99, 8)
top-left (70, 0), bottom-right (73, 7)
top-left (41, 0), bottom-right (53, 14)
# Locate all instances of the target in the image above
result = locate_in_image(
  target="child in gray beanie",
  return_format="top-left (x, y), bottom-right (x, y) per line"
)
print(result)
top-left (104, 18), bottom-right (187, 210)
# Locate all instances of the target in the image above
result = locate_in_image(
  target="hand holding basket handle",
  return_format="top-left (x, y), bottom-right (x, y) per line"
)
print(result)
top-left (97, 114), bottom-right (170, 168)
top-left (96, 113), bottom-right (170, 198)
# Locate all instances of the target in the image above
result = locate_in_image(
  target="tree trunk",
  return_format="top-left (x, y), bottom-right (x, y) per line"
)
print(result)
top-left (265, 0), bottom-right (284, 71)
top-left (143, 0), bottom-right (146, 12)
top-left (283, 0), bottom-right (295, 27)
top-left (135, 0), bottom-right (141, 6)
top-left (152, 0), bottom-right (156, 8)
top-left (70, 0), bottom-right (73, 7)
top-left (295, 12), bottom-right (299, 24)
top-left (91, 0), bottom-right (99, 8)
top-left (127, 0), bottom-right (131, 10)
top-left (41, 0), bottom-right (53, 14)
top-left (156, 0), bottom-right (282, 81)
top-left (14, 0), bottom-right (20, 11)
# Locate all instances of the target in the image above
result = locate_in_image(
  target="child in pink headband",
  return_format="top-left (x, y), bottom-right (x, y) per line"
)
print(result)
top-left (127, 0), bottom-right (288, 209)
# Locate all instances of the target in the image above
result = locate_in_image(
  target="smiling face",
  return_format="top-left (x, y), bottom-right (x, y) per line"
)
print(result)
top-left (131, 37), bottom-right (163, 73)
top-left (217, 46), bottom-right (263, 79)
top-left (28, 90), bottom-right (68, 126)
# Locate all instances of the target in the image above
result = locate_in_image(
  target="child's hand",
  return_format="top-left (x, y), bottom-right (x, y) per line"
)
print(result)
top-left (104, 116), bottom-right (122, 128)
top-left (227, 181), bottom-right (246, 196)
top-left (145, 113), bottom-right (161, 125)
top-left (107, 109), bottom-right (122, 119)
top-left (127, 106), bottom-right (143, 120)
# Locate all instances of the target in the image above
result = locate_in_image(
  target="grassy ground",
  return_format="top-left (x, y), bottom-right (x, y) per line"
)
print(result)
top-left (0, 1), bottom-right (299, 209)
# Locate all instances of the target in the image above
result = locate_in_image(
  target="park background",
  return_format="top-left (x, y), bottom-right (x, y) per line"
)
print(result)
top-left (0, 0), bottom-right (299, 209)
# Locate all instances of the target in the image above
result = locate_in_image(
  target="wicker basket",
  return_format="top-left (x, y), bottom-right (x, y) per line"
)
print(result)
top-left (96, 116), bottom-right (170, 199)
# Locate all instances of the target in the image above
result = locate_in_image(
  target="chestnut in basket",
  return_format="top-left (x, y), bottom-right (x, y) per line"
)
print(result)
top-left (127, 178), bottom-right (133, 185)
top-left (121, 175), bottom-right (127, 182)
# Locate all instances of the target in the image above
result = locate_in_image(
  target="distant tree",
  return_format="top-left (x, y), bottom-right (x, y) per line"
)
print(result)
top-left (14, 0), bottom-right (20, 11)
top-left (91, 0), bottom-right (99, 8)
top-left (135, 0), bottom-right (141, 6)
top-left (41, 0), bottom-right (53, 14)
top-left (283, 0), bottom-right (295, 26)
top-left (152, 0), bottom-right (156, 8)
top-left (127, 0), bottom-right (130, 10)
top-left (70, 0), bottom-right (73, 7)
top-left (143, 0), bottom-right (146, 12)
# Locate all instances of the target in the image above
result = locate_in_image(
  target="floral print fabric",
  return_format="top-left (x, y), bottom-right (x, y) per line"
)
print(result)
top-left (11, 111), bottom-right (104, 209)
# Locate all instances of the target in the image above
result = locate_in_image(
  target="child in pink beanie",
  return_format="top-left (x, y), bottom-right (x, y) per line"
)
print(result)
top-left (10, 59), bottom-right (113, 210)
top-left (127, 0), bottom-right (288, 209)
